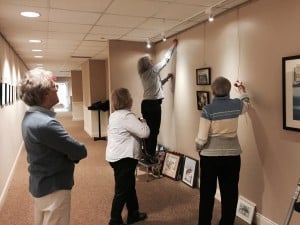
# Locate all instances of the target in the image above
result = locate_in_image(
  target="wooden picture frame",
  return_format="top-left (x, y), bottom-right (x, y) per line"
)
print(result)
top-left (196, 91), bottom-right (210, 110)
top-left (236, 196), bottom-right (256, 224)
top-left (196, 67), bottom-right (211, 85)
top-left (162, 152), bottom-right (181, 180)
top-left (282, 55), bottom-right (300, 131)
top-left (181, 156), bottom-right (197, 187)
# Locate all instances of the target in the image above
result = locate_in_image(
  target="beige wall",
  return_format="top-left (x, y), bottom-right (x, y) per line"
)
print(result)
top-left (71, 70), bottom-right (83, 102)
top-left (0, 34), bottom-right (27, 208)
top-left (108, 40), bottom-right (154, 115)
top-left (107, 0), bottom-right (300, 224)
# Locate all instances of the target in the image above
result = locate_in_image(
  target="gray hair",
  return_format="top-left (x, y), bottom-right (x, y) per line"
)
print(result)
top-left (111, 88), bottom-right (132, 111)
top-left (137, 56), bottom-right (152, 74)
top-left (19, 68), bottom-right (54, 106)
top-left (211, 76), bottom-right (231, 97)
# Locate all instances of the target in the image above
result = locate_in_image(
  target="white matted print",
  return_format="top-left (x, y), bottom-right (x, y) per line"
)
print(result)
top-left (236, 196), bottom-right (256, 224)
top-left (181, 156), bottom-right (197, 187)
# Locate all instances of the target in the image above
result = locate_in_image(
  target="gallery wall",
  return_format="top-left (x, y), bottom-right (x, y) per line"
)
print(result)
top-left (0, 34), bottom-right (27, 208)
top-left (107, 0), bottom-right (300, 224)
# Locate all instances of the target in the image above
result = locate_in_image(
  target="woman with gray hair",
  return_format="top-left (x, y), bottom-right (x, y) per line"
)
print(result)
top-left (20, 68), bottom-right (87, 225)
top-left (195, 77), bottom-right (250, 225)
top-left (137, 39), bottom-right (178, 163)
top-left (106, 88), bottom-right (150, 225)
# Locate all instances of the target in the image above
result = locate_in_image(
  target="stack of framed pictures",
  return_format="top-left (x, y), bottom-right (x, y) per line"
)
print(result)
top-left (161, 151), bottom-right (198, 188)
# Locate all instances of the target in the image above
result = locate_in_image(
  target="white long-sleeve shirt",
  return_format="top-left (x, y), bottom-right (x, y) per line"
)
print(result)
top-left (106, 109), bottom-right (150, 162)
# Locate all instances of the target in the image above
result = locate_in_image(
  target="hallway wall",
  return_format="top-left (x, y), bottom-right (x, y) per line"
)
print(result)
top-left (0, 34), bottom-right (27, 208)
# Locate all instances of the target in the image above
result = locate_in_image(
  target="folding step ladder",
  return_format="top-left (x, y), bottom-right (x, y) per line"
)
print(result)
top-left (284, 178), bottom-right (300, 225)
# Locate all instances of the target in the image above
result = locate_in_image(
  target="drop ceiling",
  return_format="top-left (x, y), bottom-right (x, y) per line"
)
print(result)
top-left (0, 0), bottom-right (250, 76)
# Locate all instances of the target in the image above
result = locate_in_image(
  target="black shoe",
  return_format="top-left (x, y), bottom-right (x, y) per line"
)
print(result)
top-left (294, 202), bottom-right (300, 212)
top-left (109, 219), bottom-right (126, 225)
top-left (127, 212), bottom-right (147, 224)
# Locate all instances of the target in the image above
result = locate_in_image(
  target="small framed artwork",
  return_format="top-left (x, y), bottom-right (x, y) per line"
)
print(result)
top-left (181, 156), bottom-right (197, 187)
top-left (162, 152), bottom-right (182, 180)
top-left (236, 196), bottom-right (256, 224)
top-left (282, 55), bottom-right (300, 131)
top-left (196, 91), bottom-right (210, 110)
top-left (196, 67), bottom-right (211, 85)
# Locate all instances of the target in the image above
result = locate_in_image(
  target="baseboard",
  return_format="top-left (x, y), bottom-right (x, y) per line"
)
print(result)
top-left (214, 190), bottom-right (278, 225)
top-left (0, 142), bottom-right (24, 210)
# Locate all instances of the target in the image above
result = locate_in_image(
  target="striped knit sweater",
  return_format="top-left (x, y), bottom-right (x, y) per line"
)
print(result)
top-left (195, 93), bottom-right (250, 156)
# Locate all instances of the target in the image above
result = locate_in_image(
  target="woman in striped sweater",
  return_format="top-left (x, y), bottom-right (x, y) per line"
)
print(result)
top-left (195, 77), bottom-right (250, 225)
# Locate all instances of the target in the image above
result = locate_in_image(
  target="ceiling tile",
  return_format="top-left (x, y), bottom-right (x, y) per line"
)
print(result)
top-left (97, 14), bottom-right (146, 28)
top-left (49, 22), bottom-right (92, 33)
top-left (49, 9), bottom-right (101, 24)
top-left (106, 0), bottom-right (168, 17)
top-left (50, 0), bottom-right (113, 12)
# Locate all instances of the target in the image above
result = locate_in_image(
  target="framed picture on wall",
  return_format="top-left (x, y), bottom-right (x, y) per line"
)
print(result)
top-left (181, 156), bottom-right (197, 187)
top-left (196, 91), bottom-right (210, 110)
top-left (196, 67), bottom-right (211, 85)
top-left (282, 55), bottom-right (300, 131)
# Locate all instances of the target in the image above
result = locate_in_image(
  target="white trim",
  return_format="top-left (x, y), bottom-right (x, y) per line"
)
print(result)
top-left (214, 190), bottom-right (278, 225)
top-left (0, 142), bottom-right (24, 209)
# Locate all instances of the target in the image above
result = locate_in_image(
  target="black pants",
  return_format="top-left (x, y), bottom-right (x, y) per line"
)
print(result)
top-left (141, 99), bottom-right (162, 157)
top-left (199, 156), bottom-right (241, 225)
top-left (109, 158), bottom-right (139, 224)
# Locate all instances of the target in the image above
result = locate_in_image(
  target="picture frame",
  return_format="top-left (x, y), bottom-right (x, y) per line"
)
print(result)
top-left (196, 67), bottom-right (211, 85)
top-left (196, 91), bottom-right (210, 110)
top-left (162, 152), bottom-right (181, 180)
top-left (181, 156), bottom-right (197, 187)
top-left (236, 196), bottom-right (256, 224)
top-left (282, 55), bottom-right (300, 131)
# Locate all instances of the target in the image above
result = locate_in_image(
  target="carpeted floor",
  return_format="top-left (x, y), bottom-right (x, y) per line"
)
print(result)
top-left (0, 112), bottom-right (249, 225)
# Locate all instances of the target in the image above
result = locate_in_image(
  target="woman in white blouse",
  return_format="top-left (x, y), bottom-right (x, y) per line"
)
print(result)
top-left (106, 88), bottom-right (150, 225)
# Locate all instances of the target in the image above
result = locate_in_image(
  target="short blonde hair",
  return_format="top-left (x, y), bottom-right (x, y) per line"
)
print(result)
top-left (211, 76), bottom-right (231, 97)
top-left (111, 88), bottom-right (132, 111)
top-left (19, 68), bottom-right (54, 106)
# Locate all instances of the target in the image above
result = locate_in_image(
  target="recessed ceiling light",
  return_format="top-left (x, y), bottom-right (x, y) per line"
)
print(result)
top-left (34, 56), bottom-right (43, 58)
top-left (32, 49), bottom-right (42, 52)
top-left (20, 11), bottom-right (40, 18)
top-left (29, 39), bottom-right (42, 43)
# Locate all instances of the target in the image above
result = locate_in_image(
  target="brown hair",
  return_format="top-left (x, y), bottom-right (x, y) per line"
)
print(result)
top-left (111, 88), bottom-right (132, 111)
top-left (211, 76), bottom-right (231, 97)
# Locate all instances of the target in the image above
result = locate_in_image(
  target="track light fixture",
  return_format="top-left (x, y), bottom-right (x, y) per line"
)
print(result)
top-left (146, 39), bottom-right (151, 48)
top-left (162, 33), bottom-right (167, 42)
top-left (206, 8), bottom-right (214, 22)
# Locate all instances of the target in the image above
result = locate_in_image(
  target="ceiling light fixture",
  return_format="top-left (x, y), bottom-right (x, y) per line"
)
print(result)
top-left (32, 49), bottom-right (42, 52)
top-left (20, 11), bottom-right (40, 18)
top-left (206, 8), bottom-right (214, 22)
top-left (162, 33), bottom-right (167, 42)
top-left (146, 39), bottom-right (151, 48)
top-left (34, 55), bottom-right (43, 58)
top-left (29, 39), bottom-right (42, 43)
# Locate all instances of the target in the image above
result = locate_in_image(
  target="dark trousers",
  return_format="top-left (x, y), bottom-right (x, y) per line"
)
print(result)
top-left (199, 156), bottom-right (241, 225)
top-left (141, 99), bottom-right (162, 157)
top-left (109, 158), bottom-right (139, 224)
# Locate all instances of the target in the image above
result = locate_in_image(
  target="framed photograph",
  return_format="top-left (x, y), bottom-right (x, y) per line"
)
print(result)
top-left (196, 91), bottom-right (210, 110)
top-left (282, 55), bottom-right (300, 131)
top-left (162, 152), bottom-right (181, 180)
top-left (181, 156), bottom-right (197, 187)
top-left (236, 196), bottom-right (256, 224)
top-left (196, 67), bottom-right (211, 85)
